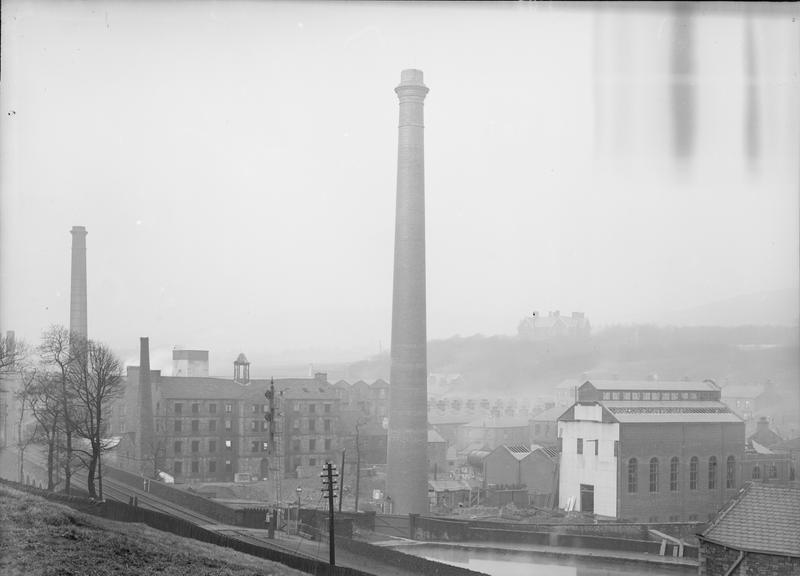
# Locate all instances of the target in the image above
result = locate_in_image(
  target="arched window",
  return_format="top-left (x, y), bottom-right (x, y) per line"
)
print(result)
top-left (768, 463), bottom-right (778, 479)
top-left (649, 457), bottom-right (659, 493)
top-left (726, 456), bottom-right (736, 489)
top-left (670, 457), bottom-right (680, 491)
top-left (708, 456), bottom-right (718, 490)
top-left (752, 465), bottom-right (761, 480)
top-left (690, 456), bottom-right (698, 490)
top-left (628, 458), bottom-right (638, 493)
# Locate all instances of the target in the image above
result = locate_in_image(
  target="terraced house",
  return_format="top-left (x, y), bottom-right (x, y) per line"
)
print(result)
top-left (558, 379), bottom-right (745, 522)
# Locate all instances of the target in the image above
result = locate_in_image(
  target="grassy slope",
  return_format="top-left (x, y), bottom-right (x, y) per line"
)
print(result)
top-left (0, 486), bottom-right (307, 576)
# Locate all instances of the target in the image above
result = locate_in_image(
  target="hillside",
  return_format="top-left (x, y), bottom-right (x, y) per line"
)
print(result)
top-left (0, 485), bottom-right (306, 576)
top-left (341, 325), bottom-right (799, 401)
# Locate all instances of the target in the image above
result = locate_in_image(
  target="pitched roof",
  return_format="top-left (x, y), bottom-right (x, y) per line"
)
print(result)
top-left (586, 379), bottom-right (719, 392)
top-left (601, 401), bottom-right (741, 424)
top-left (699, 483), bottom-right (800, 557)
top-left (154, 375), bottom-right (337, 401)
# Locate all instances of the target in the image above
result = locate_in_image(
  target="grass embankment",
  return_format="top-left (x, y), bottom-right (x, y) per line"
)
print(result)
top-left (0, 486), bottom-right (307, 576)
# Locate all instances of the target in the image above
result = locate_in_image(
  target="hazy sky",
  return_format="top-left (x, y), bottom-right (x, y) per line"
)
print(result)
top-left (1, 2), bottom-right (798, 371)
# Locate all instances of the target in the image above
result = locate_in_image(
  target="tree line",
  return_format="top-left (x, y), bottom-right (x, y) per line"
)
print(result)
top-left (0, 325), bottom-right (124, 499)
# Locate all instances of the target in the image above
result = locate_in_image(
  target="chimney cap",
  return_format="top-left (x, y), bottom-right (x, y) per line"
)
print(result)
top-left (70, 225), bottom-right (87, 234)
top-left (400, 69), bottom-right (425, 85)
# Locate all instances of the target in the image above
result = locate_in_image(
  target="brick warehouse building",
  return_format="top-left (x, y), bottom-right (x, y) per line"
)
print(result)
top-left (109, 345), bottom-right (341, 483)
top-left (558, 380), bottom-right (745, 522)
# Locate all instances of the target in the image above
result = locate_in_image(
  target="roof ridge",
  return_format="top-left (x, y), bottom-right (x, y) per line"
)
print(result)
top-left (701, 482), bottom-right (753, 536)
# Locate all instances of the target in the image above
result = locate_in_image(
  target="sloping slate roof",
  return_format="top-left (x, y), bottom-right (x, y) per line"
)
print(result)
top-left (601, 401), bottom-right (741, 424)
top-left (156, 376), bottom-right (335, 400)
top-left (700, 483), bottom-right (800, 556)
top-left (587, 379), bottom-right (718, 392)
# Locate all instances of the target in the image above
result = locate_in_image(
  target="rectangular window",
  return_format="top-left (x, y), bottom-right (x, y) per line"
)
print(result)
top-left (209, 460), bottom-right (217, 473)
top-left (671, 392), bottom-right (680, 401)
top-left (225, 420), bottom-right (232, 432)
top-left (191, 420), bottom-right (199, 432)
top-left (225, 440), bottom-right (232, 450)
top-left (293, 402), bottom-right (300, 412)
top-left (689, 393), bottom-right (697, 400)
top-left (652, 392), bottom-right (660, 401)
top-left (594, 440), bottom-right (599, 456)
top-left (209, 420), bottom-right (217, 432)
top-left (309, 458), bottom-right (316, 467)
top-left (174, 403), bottom-right (183, 414)
top-left (225, 404), bottom-right (232, 413)
top-left (324, 420), bottom-right (331, 432)
top-left (191, 403), bottom-right (199, 414)
top-left (293, 419), bottom-right (300, 431)
top-left (602, 392), bottom-right (611, 400)
top-left (262, 404), bottom-right (268, 413)
top-left (631, 392), bottom-right (641, 401)
top-left (174, 461), bottom-right (182, 474)
top-left (174, 420), bottom-right (182, 433)
top-left (251, 421), bottom-right (258, 431)
top-left (174, 441), bottom-right (182, 454)
top-left (209, 404), bottom-right (217, 414)
top-left (577, 438), bottom-right (583, 454)
top-left (262, 442), bottom-right (269, 452)
top-left (251, 404), bottom-right (258, 413)
top-left (614, 441), bottom-right (619, 458)
top-left (251, 441), bottom-right (260, 453)
top-left (324, 404), bottom-right (331, 413)
top-left (309, 439), bottom-right (316, 452)
top-left (309, 419), bottom-right (316, 432)
top-left (309, 404), bottom-right (316, 414)
top-left (643, 392), bottom-right (651, 401)
top-left (191, 461), bottom-right (199, 474)
top-left (688, 514), bottom-right (698, 522)
top-left (325, 438), bottom-right (332, 450)
top-left (209, 440), bottom-right (217, 453)
top-left (261, 421), bottom-right (267, 432)
top-left (293, 439), bottom-right (301, 452)
top-left (225, 460), bottom-right (232, 473)
top-left (622, 392), bottom-right (631, 401)
top-left (191, 440), bottom-right (199, 453)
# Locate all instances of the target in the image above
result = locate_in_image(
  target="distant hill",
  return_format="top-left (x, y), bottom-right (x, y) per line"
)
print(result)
top-left (664, 287), bottom-right (799, 327)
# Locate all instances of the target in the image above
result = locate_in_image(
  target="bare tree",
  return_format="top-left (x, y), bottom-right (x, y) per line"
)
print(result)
top-left (39, 325), bottom-right (78, 494)
top-left (25, 371), bottom-right (63, 490)
top-left (0, 332), bottom-right (22, 373)
top-left (70, 340), bottom-right (124, 499)
top-left (13, 366), bottom-right (39, 484)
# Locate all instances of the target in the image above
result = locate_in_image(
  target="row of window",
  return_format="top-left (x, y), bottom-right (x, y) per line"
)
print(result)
top-left (174, 402), bottom-right (233, 414)
top-left (291, 418), bottom-right (334, 433)
top-left (173, 401), bottom-right (335, 415)
top-left (170, 419), bottom-right (235, 433)
top-left (601, 391), bottom-right (716, 401)
top-left (627, 456), bottom-right (737, 493)
top-left (291, 438), bottom-right (334, 452)
top-left (174, 439), bottom-right (237, 454)
top-left (173, 459), bottom-right (232, 475)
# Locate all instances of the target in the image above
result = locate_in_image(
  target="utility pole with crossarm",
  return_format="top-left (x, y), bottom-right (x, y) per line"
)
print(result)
top-left (321, 461), bottom-right (338, 566)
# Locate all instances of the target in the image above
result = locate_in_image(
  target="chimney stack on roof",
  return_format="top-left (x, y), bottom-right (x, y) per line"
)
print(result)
top-left (137, 337), bottom-right (155, 474)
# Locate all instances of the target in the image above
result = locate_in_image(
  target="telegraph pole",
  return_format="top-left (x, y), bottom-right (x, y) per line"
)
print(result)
top-left (339, 449), bottom-right (345, 512)
top-left (321, 461), bottom-right (338, 566)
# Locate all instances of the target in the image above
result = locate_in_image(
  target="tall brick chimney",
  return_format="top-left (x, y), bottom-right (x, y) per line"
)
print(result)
top-left (138, 337), bottom-right (155, 475)
top-left (69, 226), bottom-right (88, 341)
top-left (386, 69), bottom-right (430, 515)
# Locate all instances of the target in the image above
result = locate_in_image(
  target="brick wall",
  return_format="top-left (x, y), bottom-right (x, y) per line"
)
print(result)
top-left (699, 540), bottom-right (800, 575)
top-left (620, 421), bottom-right (744, 522)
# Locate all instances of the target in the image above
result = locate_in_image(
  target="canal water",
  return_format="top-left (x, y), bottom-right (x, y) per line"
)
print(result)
top-left (396, 544), bottom-right (697, 576)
